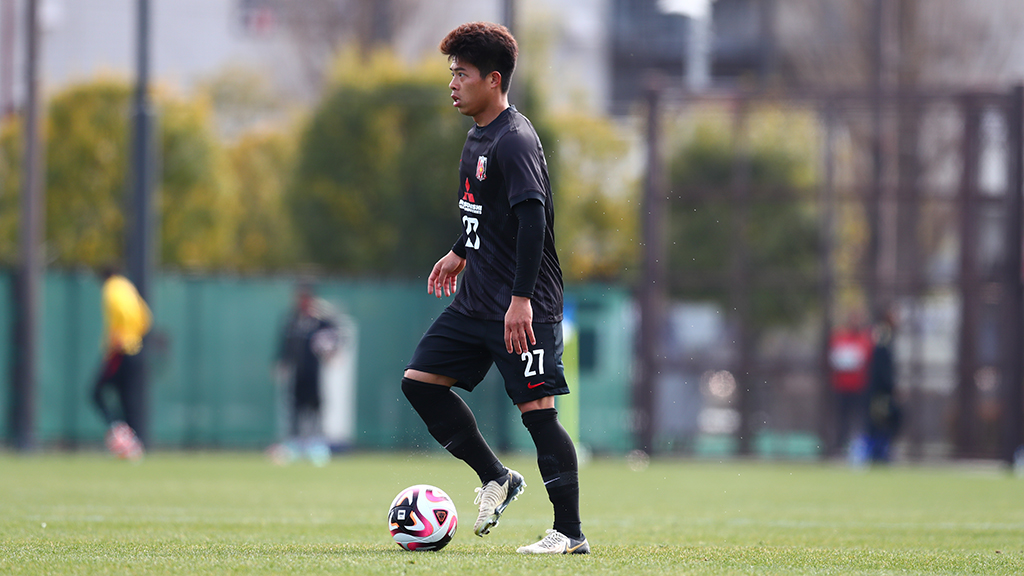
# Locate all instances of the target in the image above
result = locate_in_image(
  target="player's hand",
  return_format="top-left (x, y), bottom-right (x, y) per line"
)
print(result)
top-left (504, 296), bottom-right (535, 355)
top-left (427, 251), bottom-right (466, 298)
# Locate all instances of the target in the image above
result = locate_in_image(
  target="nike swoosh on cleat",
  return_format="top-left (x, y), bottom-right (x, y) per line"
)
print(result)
top-left (566, 542), bottom-right (587, 553)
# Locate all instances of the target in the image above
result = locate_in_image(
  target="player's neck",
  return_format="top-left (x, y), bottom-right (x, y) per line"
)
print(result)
top-left (473, 95), bottom-right (510, 127)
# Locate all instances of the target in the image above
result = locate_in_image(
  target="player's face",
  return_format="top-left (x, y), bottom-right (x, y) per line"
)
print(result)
top-left (449, 57), bottom-right (493, 121)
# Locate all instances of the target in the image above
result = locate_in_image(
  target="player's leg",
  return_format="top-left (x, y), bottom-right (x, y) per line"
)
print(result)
top-left (297, 403), bottom-right (330, 466)
top-left (92, 352), bottom-right (142, 459)
top-left (114, 352), bottom-right (138, 429)
top-left (516, 400), bottom-right (588, 553)
top-left (401, 373), bottom-right (522, 536)
top-left (520, 401), bottom-right (582, 536)
top-left (491, 321), bottom-right (588, 553)
top-left (266, 384), bottom-right (300, 465)
top-left (401, 373), bottom-right (506, 482)
top-left (91, 352), bottom-right (123, 425)
top-left (112, 352), bottom-right (144, 458)
top-left (403, 310), bottom-right (521, 536)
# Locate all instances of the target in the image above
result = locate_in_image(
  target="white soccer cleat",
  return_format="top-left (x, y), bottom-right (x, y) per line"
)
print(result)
top-left (472, 469), bottom-right (525, 536)
top-left (516, 529), bottom-right (590, 554)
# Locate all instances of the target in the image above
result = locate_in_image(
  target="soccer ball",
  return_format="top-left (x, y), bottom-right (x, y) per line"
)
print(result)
top-left (387, 484), bottom-right (458, 551)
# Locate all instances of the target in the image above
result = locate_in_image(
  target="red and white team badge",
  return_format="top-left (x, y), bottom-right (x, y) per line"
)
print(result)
top-left (476, 155), bottom-right (488, 181)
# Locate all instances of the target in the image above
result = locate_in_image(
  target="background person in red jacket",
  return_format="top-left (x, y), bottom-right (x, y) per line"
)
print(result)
top-left (829, 309), bottom-right (874, 455)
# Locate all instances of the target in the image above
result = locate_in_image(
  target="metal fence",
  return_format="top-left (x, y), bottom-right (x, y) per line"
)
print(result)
top-left (634, 84), bottom-right (1024, 463)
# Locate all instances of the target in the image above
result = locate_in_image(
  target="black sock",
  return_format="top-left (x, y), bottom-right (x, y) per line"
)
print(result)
top-left (522, 407), bottom-right (582, 540)
top-left (401, 378), bottom-right (506, 484)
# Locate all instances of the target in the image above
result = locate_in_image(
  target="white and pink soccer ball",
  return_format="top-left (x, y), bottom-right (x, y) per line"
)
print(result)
top-left (387, 484), bottom-right (458, 551)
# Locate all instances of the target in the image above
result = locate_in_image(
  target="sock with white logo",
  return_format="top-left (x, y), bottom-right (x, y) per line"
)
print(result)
top-left (522, 407), bottom-right (582, 540)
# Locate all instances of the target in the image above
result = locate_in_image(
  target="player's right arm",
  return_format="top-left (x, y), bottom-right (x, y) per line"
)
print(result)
top-left (427, 250), bottom-right (466, 298)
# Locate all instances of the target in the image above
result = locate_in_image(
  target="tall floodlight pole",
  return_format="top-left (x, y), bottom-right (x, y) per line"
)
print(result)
top-left (125, 0), bottom-right (155, 444)
top-left (635, 80), bottom-right (666, 454)
top-left (13, 0), bottom-right (43, 451)
top-left (1002, 85), bottom-right (1024, 469)
top-left (502, 0), bottom-right (515, 34)
top-left (867, 0), bottom-right (884, 318)
top-left (1, 0), bottom-right (15, 118)
top-left (502, 0), bottom-right (517, 110)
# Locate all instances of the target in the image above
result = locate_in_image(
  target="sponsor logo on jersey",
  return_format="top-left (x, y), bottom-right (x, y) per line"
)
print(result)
top-left (476, 155), bottom-right (488, 181)
top-left (459, 185), bottom-right (483, 214)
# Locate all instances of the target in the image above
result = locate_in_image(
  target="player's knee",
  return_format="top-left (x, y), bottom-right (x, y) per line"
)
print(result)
top-left (521, 406), bottom-right (558, 426)
top-left (403, 369), bottom-right (456, 386)
top-left (401, 377), bottom-right (448, 405)
top-left (517, 396), bottom-right (556, 414)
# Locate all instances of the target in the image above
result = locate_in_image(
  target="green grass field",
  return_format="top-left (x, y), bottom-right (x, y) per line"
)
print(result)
top-left (1, 451), bottom-right (1022, 575)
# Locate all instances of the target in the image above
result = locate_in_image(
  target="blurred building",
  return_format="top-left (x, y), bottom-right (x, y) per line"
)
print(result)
top-left (1, 0), bottom-right (778, 119)
top-left (5, 0), bottom-right (1024, 120)
top-left (608, 0), bottom-right (775, 114)
top-left (0, 0), bottom-right (502, 112)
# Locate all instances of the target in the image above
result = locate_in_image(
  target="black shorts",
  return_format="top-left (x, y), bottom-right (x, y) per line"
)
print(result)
top-left (406, 308), bottom-right (569, 405)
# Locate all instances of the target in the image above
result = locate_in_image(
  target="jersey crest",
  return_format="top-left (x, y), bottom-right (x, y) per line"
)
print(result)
top-left (476, 155), bottom-right (488, 181)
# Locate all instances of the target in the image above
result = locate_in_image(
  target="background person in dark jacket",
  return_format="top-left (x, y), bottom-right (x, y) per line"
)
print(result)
top-left (270, 282), bottom-right (340, 465)
top-left (865, 308), bottom-right (901, 463)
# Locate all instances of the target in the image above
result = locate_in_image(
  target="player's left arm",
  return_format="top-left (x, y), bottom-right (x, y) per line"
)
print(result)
top-left (505, 199), bottom-right (545, 354)
top-left (497, 128), bottom-right (550, 355)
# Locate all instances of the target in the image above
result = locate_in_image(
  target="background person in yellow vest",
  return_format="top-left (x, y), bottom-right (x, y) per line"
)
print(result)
top-left (91, 266), bottom-right (152, 460)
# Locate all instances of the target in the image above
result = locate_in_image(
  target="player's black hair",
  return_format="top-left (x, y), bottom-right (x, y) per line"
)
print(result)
top-left (439, 22), bottom-right (518, 94)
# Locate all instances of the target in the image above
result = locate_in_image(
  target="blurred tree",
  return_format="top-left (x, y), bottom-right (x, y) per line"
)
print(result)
top-left (198, 65), bottom-right (288, 140)
top-left (43, 80), bottom-right (131, 266)
top-left (667, 119), bottom-right (819, 328)
top-left (157, 92), bottom-right (240, 269)
top-left (0, 117), bottom-right (20, 264)
top-left (0, 78), bottom-right (244, 270)
top-left (290, 50), bottom-right (513, 276)
top-left (227, 129), bottom-right (299, 270)
top-left (550, 112), bottom-right (639, 282)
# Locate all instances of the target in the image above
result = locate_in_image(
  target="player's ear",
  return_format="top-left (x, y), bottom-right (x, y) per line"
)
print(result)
top-left (489, 71), bottom-right (502, 90)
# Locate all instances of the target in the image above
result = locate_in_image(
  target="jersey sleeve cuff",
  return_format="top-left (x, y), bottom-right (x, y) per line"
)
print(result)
top-left (451, 239), bottom-right (467, 259)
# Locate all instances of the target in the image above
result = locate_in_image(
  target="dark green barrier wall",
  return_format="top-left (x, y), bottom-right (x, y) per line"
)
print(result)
top-left (0, 273), bottom-right (10, 439)
top-left (3, 271), bottom-right (633, 453)
top-left (571, 286), bottom-right (635, 453)
top-left (40, 271), bottom-right (103, 445)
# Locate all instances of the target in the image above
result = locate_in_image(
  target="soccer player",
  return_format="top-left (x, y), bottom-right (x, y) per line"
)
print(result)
top-left (401, 22), bottom-right (588, 555)
top-left (92, 266), bottom-right (151, 459)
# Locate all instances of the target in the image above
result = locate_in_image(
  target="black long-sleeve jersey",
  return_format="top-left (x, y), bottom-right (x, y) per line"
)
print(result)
top-left (449, 106), bottom-right (563, 323)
